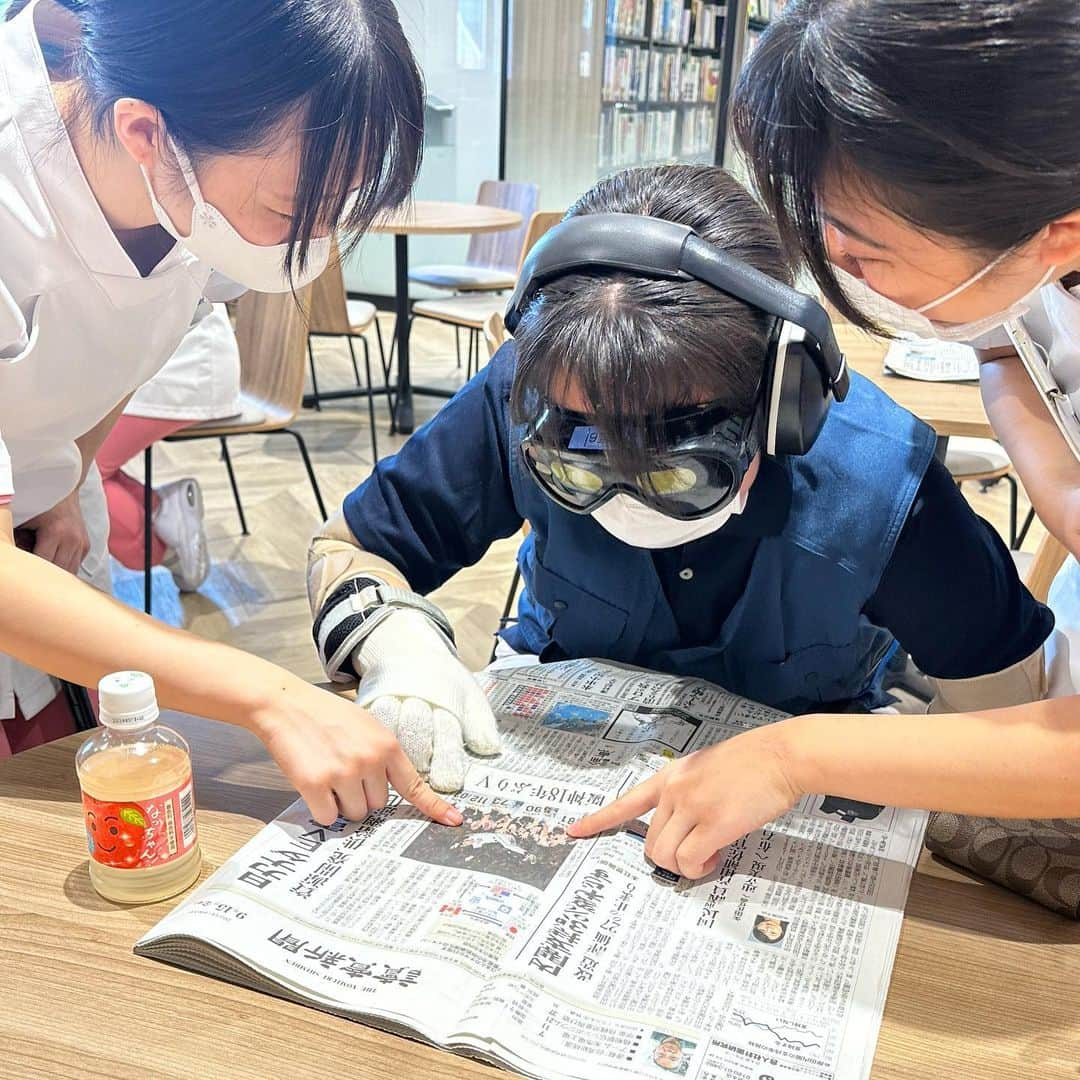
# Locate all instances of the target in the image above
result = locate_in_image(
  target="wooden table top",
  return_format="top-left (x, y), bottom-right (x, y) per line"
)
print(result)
top-left (2, 714), bottom-right (1079, 1079)
top-left (371, 200), bottom-right (523, 237)
top-left (838, 325), bottom-right (995, 440)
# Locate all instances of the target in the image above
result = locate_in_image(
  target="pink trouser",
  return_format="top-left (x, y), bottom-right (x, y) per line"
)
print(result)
top-left (96, 415), bottom-right (194, 570)
top-left (0, 691), bottom-right (99, 758)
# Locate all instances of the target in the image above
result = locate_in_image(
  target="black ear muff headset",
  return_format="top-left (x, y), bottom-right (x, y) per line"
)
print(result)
top-left (504, 212), bottom-right (848, 457)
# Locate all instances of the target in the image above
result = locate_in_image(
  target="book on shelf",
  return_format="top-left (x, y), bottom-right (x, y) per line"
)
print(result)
top-left (643, 108), bottom-right (678, 160)
top-left (606, 0), bottom-right (649, 39)
top-left (702, 57), bottom-right (720, 102)
top-left (651, 0), bottom-right (691, 45)
top-left (748, 0), bottom-right (788, 20)
top-left (689, 1), bottom-right (722, 49)
top-left (646, 51), bottom-right (721, 105)
top-left (602, 43), bottom-right (648, 102)
top-left (680, 104), bottom-right (715, 156)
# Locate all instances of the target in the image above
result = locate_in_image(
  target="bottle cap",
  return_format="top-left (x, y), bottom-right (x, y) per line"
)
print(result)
top-left (98, 671), bottom-right (159, 731)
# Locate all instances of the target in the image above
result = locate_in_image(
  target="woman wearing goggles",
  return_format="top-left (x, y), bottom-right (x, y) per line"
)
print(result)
top-left (313, 164), bottom-right (1051, 838)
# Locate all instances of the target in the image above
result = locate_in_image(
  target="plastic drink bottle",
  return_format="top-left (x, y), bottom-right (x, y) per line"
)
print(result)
top-left (75, 672), bottom-right (202, 903)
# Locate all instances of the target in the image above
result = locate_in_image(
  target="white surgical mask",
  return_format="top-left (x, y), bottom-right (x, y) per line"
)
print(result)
top-left (836, 251), bottom-right (1057, 343)
top-left (141, 134), bottom-right (331, 293)
top-left (590, 491), bottom-right (745, 549)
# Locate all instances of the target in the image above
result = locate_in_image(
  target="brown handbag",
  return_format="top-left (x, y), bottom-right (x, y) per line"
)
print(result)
top-left (925, 812), bottom-right (1080, 919)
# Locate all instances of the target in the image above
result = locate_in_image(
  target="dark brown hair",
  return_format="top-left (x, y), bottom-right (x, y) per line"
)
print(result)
top-left (11, 0), bottom-right (424, 277)
top-left (510, 164), bottom-right (790, 476)
top-left (733, 0), bottom-right (1080, 331)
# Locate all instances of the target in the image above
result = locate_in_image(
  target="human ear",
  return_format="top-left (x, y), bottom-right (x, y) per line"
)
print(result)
top-left (112, 98), bottom-right (164, 171)
top-left (1037, 210), bottom-right (1080, 270)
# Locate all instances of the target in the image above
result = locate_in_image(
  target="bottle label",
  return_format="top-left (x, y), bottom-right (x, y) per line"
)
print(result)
top-left (82, 776), bottom-right (198, 870)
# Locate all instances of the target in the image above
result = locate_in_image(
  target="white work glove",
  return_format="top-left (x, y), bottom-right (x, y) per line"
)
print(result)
top-left (353, 609), bottom-right (501, 792)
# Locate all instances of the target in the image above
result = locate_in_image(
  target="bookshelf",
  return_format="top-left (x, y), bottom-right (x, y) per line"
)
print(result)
top-left (502, 0), bottom-right (752, 211)
top-left (599, 0), bottom-right (730, 172)
top-left (744, 0), bottom-right (788, 54)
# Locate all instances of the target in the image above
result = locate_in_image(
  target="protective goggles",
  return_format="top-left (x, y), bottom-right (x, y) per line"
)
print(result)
top-left (520, 400), bottom-right (762, 520)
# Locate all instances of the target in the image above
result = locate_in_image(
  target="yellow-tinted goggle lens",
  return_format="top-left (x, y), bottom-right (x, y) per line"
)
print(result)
top-left (641, 466), bottom-right (698, 495)
top-left (550, 460), bottom-right (604, 493)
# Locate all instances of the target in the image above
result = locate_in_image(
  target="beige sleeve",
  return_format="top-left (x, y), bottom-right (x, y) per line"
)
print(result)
top-left (927, 644), bottom-right (1047, 714)
top-left (306, 510), bottom-right (411, 619)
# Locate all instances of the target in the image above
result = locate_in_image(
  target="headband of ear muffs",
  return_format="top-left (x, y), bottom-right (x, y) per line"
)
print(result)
top-left (504, 213), bottom-right (849, 457)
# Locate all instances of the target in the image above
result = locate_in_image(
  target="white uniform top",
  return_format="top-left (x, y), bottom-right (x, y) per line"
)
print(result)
top-left (0, 3), bottom-right (216, 719)
top-left (126, 302), bottom-right (242, 422)
top-left (976, 281), bottom-right (1080, 401)
top-left (0, 3), bottom-right (213, 526)
top-left (976, 281), bottom-right (1080, 630)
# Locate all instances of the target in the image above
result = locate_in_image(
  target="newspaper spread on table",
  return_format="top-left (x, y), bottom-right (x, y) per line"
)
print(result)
top-left (883, 337), bottom-right (980, 382)
top-left (136, 659), bottom-right (927, 1080)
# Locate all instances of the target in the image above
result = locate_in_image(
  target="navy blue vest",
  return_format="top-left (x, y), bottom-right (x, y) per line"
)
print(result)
top-left (503, 372), bottom-right (936, 713)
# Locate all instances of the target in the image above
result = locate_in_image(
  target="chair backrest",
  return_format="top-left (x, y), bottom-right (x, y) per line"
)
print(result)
top-left (1023, 531), bottom-right (1068, 604)
top-left (515, 210), bottom-right (563, 272)
top-left (483, 311), bottom-right (508, 358)
top-left (307, 241), bottom-right (351, 336)
top-left (478, 213), bottom-right (560, 364)
top-left (232, 285), bottom-right (313, 423)
top-left (466, 180), bottom-right (539, 274)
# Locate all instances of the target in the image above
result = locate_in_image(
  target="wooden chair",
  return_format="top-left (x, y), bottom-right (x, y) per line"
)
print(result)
top-left (304, 241), bottom-right (390, 462)
top-left (483, 311), bottom-right (509, 358)
top-left (945, 437), bottom-right (1022, 548)
top-left (408, 181), bottom-right (539, 374)
top-left (1015, 530), bottom-right (1069, 604)
top-left (141, 287), bottom-right (326, 611)
top-left (408, 180), bottom-right (539, 294)
top-left (409, 211), bottom-right (563, 380)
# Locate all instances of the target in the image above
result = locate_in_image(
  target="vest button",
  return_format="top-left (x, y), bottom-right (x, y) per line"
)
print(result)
top-left (552, 600), bottom-right (567, 611)
top-left (678, 568), bottom-right (694, 581)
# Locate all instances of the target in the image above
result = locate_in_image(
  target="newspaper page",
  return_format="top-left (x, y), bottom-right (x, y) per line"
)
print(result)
top-left (883, 337), bottom-right (980, 382)
top-left (136, 659), bottom-right (926, 1080)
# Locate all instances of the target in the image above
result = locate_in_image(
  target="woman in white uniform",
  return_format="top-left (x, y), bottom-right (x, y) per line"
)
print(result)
top-left (0, 0), bottom-right (462, 829)
top-left (571, 0), bottom-right (1080, 883)
top-left (96, 302), bottom-right (241, 593)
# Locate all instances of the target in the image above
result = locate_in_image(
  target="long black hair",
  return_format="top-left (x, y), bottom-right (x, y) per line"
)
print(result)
top-left (8, 0), bottom-right (423, 274)
top-left (509, 164), bottom-right (790, 478)
top-left (733, 0), bottom-right (1080, 330)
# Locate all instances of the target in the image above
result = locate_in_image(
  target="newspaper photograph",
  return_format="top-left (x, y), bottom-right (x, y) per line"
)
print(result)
top-left (136, 659), bottom-right (927, 1080)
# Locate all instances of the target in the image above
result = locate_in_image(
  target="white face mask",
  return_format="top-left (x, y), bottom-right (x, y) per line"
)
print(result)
top-left (590, 491), bottom-right (746, 549)
top-left (836, 250), bottom-right (1057, 343)
top-left (141, 134), bottom-right (331, 293)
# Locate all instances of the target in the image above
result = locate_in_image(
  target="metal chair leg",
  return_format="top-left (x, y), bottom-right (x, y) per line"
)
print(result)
top-left (1015, 506), bottom-right (1036, 550)
top-left (489, 564), bottom-right (524, 664)
top-left (388, 316), bottom-right (415, 437)
top-left (372, 316), bottom-right (396, 420)
top-left (143, 446), bottom-right (153, 613)
top-left (1005, 473), bottom-right (1019, 549)
top-left (359, 335), bottom-right (379, 463)
top-left (306, 335), bottom-right (322, 411)
top-left (346, 334), bottom-right (363, 387)
top-left (63, 680), bottom-right (97, 732)
top-left (219, 436), bottom-right (249, 535)
top-left (374, 316), bottom-right (392, 384)
top-left (455, 326), bottom-right (462, 370)
top-left (279, 428), bottom-right (328, 520)
top-left (469, 327), bottom-right (480, 379)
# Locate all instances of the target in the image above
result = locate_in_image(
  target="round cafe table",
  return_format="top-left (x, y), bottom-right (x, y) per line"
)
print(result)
top-left (370, 200), bottom-right (523, 435)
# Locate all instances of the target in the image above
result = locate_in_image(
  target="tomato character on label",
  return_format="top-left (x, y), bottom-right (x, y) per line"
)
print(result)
top-left (86, 803), bottom-right (148, 867)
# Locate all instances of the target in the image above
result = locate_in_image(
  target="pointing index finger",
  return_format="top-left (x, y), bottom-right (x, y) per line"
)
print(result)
top-left (388, 747), bottom-right (464, 826)
top-left (567, 774), bottom-right (662, 838)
